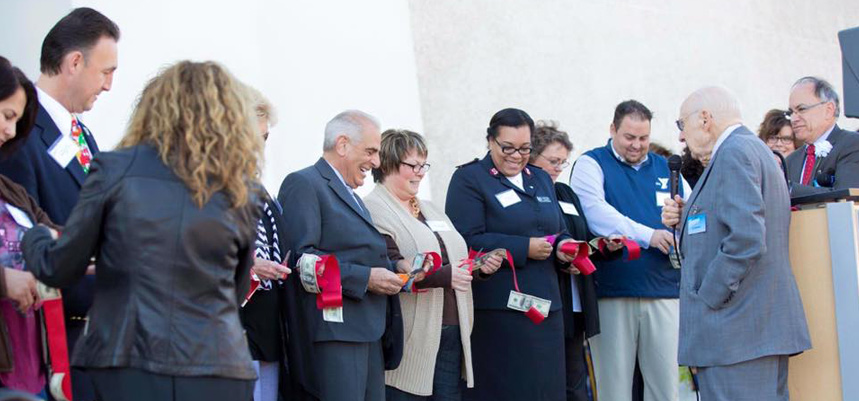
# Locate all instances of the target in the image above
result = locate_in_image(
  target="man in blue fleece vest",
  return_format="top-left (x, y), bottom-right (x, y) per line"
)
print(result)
top-left (570, 100), bottom-right (681, 401)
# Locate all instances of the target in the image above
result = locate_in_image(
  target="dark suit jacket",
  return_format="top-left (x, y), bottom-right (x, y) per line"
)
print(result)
top-left (277, 158), bottom-right (394, 398)
top-left (785, 125), bottom-right (859, 197)
top-left (445, 154), bottom-right (570, 312)
top-left (0, 104), bottom-right (98, 331)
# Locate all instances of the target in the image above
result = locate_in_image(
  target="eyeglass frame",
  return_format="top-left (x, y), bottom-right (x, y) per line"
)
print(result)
top-left (766, 136), bottom-right (795, 145)
top-left (400, 161), bottom-right (431, 174)
top-left (492, 137), bottom-right (532, 155)
top-left (536, 153), bottom-right (571, 170)
top-left (675, 109), bottom-right (702, 132)
top-left (784, 100), bottom-right (829, 120)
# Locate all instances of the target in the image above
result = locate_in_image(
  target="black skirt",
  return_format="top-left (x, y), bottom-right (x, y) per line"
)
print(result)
top-left (240, 284), bottom-right (283, 362)
top-left (465, 309), bottom-right (565, 401)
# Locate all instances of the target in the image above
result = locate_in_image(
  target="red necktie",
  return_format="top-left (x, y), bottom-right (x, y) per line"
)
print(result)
top-left (801, 144), bottom-right (816, 185)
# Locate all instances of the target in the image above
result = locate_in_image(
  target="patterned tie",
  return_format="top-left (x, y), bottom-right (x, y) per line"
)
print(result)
top-left (801, 144), bottom-right (816, 185)
top-left (70, 116), bottom-right (93, 173)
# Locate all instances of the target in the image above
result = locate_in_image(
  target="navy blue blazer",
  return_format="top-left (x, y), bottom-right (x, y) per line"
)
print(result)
top-left (0, 104), bottom-right (99, 320)
top-left (278, 158), bottom-right (395, 397)
top-left (445, 154), bottom-right (569, 312)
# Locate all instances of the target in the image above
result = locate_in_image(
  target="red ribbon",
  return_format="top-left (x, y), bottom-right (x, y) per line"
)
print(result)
top-left (242, 255), bottom-right (290, 307)
top-left (559, 241), bottom-right (597, 275)
top-left (401, 252), bottom-right (444, 293)
top-left (466, 249), bottom-right (545, 324)
top-left (39, 287), bottom-right (73, 401)
top-left (594, 237), bottom-right (641, 261)
top-left (466, 249), bottom-right (514, 279)
top-left (314, 255), bottom-right (343, 309)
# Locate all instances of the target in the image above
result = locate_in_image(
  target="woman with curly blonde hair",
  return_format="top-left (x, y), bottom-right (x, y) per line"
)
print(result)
top-left (22, 61), bottom-right (263, 401)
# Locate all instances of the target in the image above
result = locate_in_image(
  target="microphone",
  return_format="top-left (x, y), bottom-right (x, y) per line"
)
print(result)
top-left (668, 155), bottom-right (682, 199)
top-left (816, 167), bottom-right (836, 187)
top-left (667, 154), bottom-right (683, 269)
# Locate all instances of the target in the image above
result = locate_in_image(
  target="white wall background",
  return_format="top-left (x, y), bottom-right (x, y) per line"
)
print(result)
top-left (2, 0), bottom-right (428, 198)
top-left (408, 0), bottom-right (859, 205)
top-left (3, 0), bottom-right (858, 205)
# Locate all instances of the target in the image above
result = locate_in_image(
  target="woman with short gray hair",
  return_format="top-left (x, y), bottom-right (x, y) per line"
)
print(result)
top-left (363, 129), bottom-right (503, 400)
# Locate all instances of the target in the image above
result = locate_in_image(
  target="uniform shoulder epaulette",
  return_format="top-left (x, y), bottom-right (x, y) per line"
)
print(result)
top-left (456, 158), bottom-right (480, 169)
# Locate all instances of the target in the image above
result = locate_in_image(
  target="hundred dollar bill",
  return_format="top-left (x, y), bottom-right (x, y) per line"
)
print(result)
top-left (322, 306), bottom-right (344, 323)
top-left (298, 254), bottom-right (321, 294)
top-left (506, 290), bottom-right (551, 317)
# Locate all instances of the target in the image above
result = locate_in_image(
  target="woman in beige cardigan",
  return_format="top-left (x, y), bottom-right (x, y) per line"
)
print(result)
top-left (363, 129), bottom-right (503, 401)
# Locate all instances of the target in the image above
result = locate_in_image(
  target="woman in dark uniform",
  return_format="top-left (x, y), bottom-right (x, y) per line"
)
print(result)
top-left (529, 121), bottom-right (623, 401)
top-left (445, 109), bottom-right (579, 401)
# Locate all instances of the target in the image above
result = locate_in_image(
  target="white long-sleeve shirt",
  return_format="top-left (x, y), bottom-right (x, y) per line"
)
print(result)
top-left (569, 142), bottom-right (689, 248)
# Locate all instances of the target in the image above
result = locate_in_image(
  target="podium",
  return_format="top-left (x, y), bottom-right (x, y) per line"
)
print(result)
top-left (788, 189), bottom-right (859, 400)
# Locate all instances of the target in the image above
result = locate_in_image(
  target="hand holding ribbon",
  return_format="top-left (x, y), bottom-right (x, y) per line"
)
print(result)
top-left (557, 239), bottom-right (597, 276)
top-left (590, 236), bottom-right (641, 261)
top-left (399, 252), bottom-right (442, 293)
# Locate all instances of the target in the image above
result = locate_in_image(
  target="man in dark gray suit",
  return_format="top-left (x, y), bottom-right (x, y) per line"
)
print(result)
top-left (785, 76), bottom-right (859, 196)
top-left (662, 87), bottom-right (811, 400)
top-left (278, 110), bottom-right (403, 401)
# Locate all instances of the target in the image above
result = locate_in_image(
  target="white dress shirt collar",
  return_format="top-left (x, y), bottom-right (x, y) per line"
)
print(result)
top-left (711, 124), bottom-right (742, 158)
top-left (812, 124), bottom-right (836, 147)
top-left (36, 86), bottom-right (75, 137)
top-left (609, 139), bottom-right (648, 169)
top-left (505, 172), bottom-right (524, 191)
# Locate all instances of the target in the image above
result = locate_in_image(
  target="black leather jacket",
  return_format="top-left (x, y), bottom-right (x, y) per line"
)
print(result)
top-left (22, 144), bottom-right (259, 380)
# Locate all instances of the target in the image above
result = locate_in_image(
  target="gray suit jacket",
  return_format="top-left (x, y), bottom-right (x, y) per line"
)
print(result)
top-left (678, 126), bottom-right (811, 367)
top-left (785, 125), bottom-right (859, 197)
top-left (278, 158), bottom-right (394, 395)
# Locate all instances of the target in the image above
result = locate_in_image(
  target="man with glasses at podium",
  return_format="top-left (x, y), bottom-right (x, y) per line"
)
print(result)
top-left (784, 76), bottom-right (859, 197)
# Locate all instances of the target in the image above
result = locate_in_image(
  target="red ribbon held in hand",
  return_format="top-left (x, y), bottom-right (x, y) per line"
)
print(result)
top-left (591, 237), bottom-right (641, 261)
top-left (297, 254), bottom-right (343, 310)
top-left (400, 251), bottom-right (443, 293)
top-left (464, 248), bottom-right (546, 324)
top-left (559, 241), bottom-right (597, 276)
top-left (37, 283), bottom-right (73, 401)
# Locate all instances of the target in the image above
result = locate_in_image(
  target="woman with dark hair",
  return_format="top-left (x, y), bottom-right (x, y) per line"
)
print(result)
top-left (0, 56), bottom-right (59, 396)
top-left (0, 57), bottom-right (38, 158)
top-left (758, 109), bottom-right (801, 157)
top-left (21, 61), bottom-right (262, 401)
top-left (445, 108), bottom-right (580, 401)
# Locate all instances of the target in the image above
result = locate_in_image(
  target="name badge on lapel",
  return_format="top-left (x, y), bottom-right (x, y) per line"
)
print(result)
top-left (687, 214), bottom-right (707, 235)
top-left (536, 196), bottom-right (551, 203)
top-left (48, 135), bottom-right (78, 168)
top-left (558, 201), bottom-right (579, 216)
top-left (495, 189), bottom-right (521, 208)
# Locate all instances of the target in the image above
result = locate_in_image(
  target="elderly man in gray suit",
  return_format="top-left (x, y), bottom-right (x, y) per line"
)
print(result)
top-left (279, 110), bottom-right (405, 401)
top-left (662, 87), bottom-right (811, 400)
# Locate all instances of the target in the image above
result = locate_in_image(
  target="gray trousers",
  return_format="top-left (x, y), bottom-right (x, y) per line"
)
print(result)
top-left (314, 340), bottom-right (385, 401)
top-left (697, 355), bottom-right (789, 401)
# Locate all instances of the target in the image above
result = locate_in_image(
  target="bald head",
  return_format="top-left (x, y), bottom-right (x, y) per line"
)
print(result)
top-left (680, 86), bottom-right (743, 127)
top-left (678, 86), bottom-right (743, 166)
